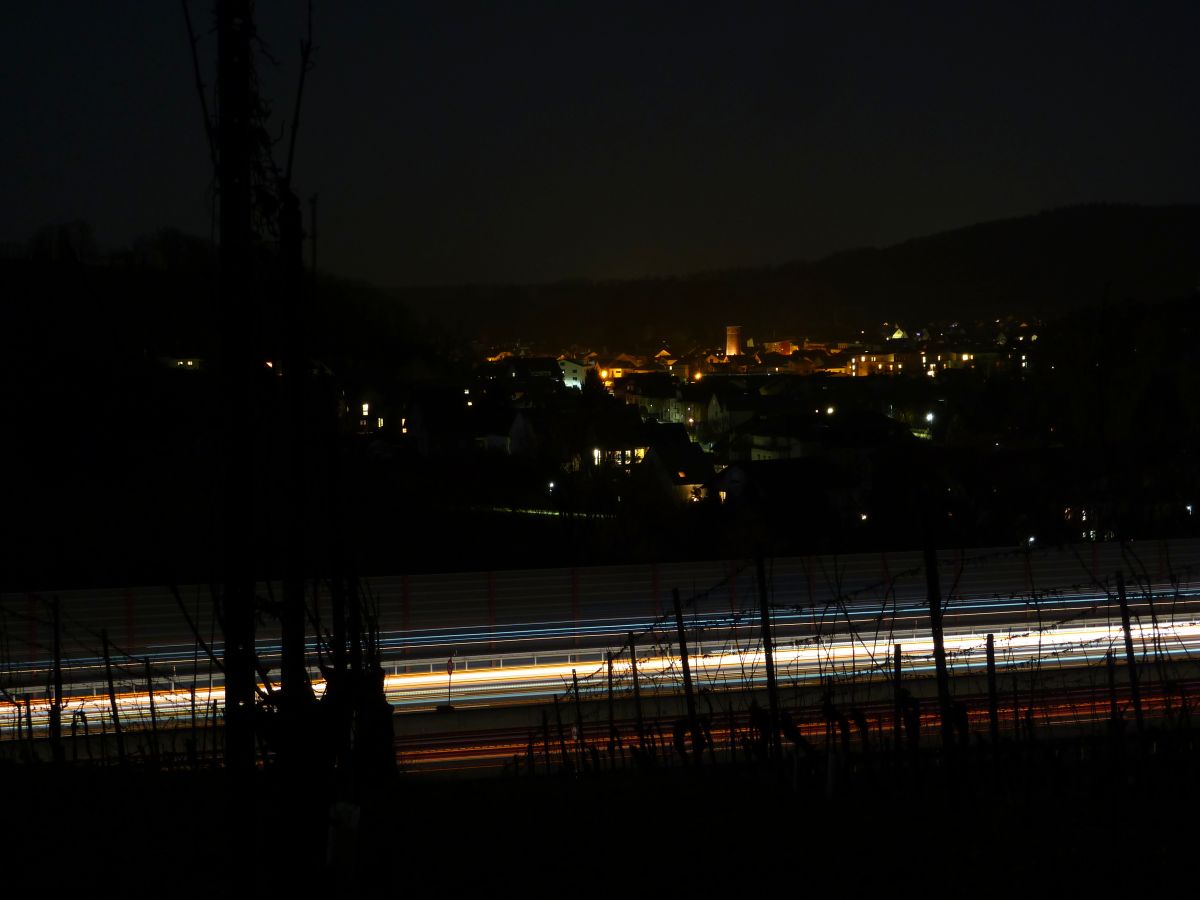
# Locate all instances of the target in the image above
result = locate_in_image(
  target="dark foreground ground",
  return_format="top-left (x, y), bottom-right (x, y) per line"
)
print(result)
top-left (4, 728), bottom-right (1195, 897)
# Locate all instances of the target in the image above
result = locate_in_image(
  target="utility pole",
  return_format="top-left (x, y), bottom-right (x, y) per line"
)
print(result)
top-left (671, 588), bottom-right (701, 757)
top-left (1116, 572), bottom-right (1144, 734)
top-left (755, 555), bottom-right (781, 761)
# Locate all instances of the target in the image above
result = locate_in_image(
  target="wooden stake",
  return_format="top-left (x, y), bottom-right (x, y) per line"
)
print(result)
top-left (755, 555), bottom-right (781, 761)
top-left (1116, 572), bottom-right (1144, 734)
top-left (671, 588), bottom-right (700, 758)
top-left (986, 633), bottom-right (1000, 745)
top-left (1107, 650), bottom-right (1119, 724)
top-left (571, 669), bottom-right (587, 768)
top-left (102, 629), bottom-right (125, 764)
top-left (50, 597), bottom-right (64, 764)
top-left (923, 541), bottom-right (954, 750)
top-left (1012, 676), bottom-right (1020, 741)
top-left (606, 651), bottom-right (616, 757)
top-left (629, 631), bottom-right (645, 754)
top-left (553, 696), bottom-right (569, 769)
top-left (892, 643), bottom-right (902, 754)
top-left (145, 657), bottom-right (160, 767)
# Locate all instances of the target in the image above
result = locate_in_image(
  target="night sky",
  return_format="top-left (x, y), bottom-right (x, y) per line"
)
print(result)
top-left (4, 1), bottom-right (1198, 285)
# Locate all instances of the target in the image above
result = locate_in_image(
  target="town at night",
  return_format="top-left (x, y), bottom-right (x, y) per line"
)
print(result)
top-left (3, 1), bottom-right (1200, 893)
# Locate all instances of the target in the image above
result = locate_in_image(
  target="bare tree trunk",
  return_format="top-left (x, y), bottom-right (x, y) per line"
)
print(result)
top-left (280, 187), bottom-right (313, 723)
top-left (217, 0), bottom-right (258, 778)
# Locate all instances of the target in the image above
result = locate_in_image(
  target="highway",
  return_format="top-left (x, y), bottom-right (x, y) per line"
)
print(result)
top-left (4, 612), bottom-right (1199, 739)
top-left (3, 538), bottom-right (1199, 741)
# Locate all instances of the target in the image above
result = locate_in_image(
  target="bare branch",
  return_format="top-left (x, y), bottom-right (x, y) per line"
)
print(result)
top-left (170, 584), bottom-right (225, 675)
top-left (180, 0), bottom-right (218, 175)
top-left (284, 0), bottom-right (316, 188)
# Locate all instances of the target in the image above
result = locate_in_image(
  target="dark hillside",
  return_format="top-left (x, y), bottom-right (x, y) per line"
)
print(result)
top-left (390, 204), bottom-right (1200, 347)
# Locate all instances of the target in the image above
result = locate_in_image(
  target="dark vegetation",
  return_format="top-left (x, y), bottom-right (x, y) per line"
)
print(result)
top-left (3, 727), bottom-right (1194, 893)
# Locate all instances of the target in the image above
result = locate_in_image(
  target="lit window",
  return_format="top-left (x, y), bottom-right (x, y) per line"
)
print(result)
top-left (593, 448), bottom-right (601, 466)
top-left (377, 417), bottom-right (384, 429)
top-left (362, 402), bottom-right (370, 416)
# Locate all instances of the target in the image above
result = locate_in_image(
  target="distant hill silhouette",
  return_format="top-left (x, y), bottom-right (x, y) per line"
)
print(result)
top-left (389, 204), bottom-right (1200, 348)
